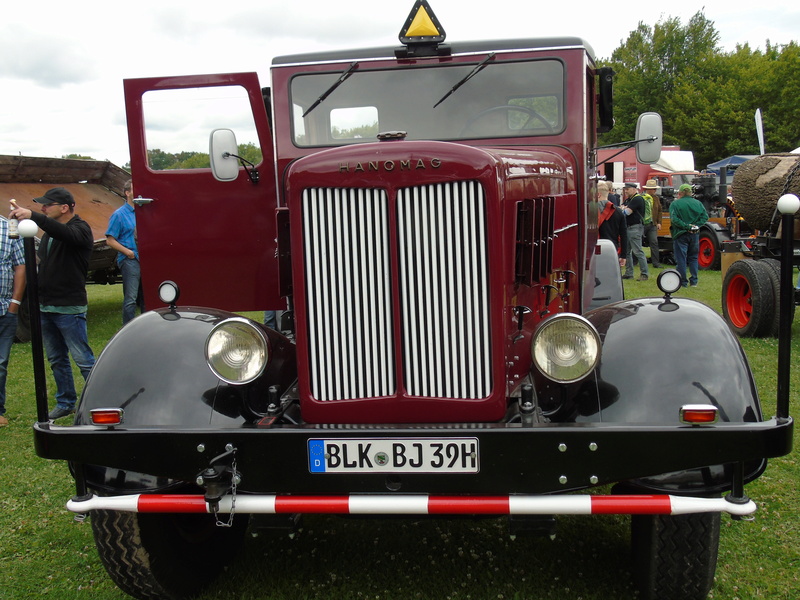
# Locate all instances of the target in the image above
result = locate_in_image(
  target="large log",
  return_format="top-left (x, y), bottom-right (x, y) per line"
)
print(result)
top-left (731, 153), bottom-right (800, 232)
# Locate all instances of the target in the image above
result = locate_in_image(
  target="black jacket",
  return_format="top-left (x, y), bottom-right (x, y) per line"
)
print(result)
top-left (624, 193), bottom-right (645, 227)
top-left (29, 212), bottom-right (93, 307)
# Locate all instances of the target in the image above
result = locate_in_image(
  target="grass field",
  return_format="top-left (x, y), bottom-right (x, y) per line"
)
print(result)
top-left (0, 271), bottom-right (798, 600)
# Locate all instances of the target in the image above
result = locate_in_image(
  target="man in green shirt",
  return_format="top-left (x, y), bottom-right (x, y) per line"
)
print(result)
top-left (669, 184), bottom-right (709, 287)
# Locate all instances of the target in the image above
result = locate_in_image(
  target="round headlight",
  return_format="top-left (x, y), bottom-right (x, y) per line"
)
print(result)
top-left (531, 314), bottom-right (600, 383)
top-left (205, 318), bottom-right (268, 384)
top-left (657, 269), bottom-right (683, 295)
top-left (158, 280), bottom-right (180, 305)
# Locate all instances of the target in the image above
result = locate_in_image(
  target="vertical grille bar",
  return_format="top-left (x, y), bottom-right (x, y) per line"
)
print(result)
top-left (302, 188), bottom-right (395, 401)
top-left (398, 181), bottom-right (491, 399)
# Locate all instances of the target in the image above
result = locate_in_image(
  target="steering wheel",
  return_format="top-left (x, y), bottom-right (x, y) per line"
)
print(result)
top-left (460, 105), bottom-right (554, 136)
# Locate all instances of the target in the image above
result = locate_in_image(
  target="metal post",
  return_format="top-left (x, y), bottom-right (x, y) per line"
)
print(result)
top-left (776, 194), bottom-right (799, 421)
top-left (21, 232), bottom-right (48, 423)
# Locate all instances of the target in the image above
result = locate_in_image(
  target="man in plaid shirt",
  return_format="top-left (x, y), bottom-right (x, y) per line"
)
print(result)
top-left (0, 215), bottom-right (25, 426)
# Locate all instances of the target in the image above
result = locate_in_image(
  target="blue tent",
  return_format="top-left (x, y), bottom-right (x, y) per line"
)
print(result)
top-left (706, 155), bottom-right (757, 174)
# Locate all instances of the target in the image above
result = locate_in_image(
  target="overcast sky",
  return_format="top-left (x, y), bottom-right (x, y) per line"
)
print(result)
top-left (1, 0), bottom-right (798, 168)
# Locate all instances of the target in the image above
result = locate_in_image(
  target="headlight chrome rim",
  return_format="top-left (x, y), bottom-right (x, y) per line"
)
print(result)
top-left (205, 317), bottom-right (269, 385)
top-left (531, 313), bottom-right (601, 383)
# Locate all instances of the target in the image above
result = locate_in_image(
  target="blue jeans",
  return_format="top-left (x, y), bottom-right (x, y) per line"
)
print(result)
top-left (625, 223), bottom-right (648, 277)
top-left (673, 232), bottom-right (699, 287)
top-left (0, 311), bottom-right (18, 416)
top-left (119, 257), bottom-right (144, 324)
top-left (41, 312), bottom-right (96, 411)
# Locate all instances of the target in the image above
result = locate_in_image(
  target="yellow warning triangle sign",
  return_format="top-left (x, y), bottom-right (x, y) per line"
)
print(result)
top-left (399, 0), bottom-right (446, 44)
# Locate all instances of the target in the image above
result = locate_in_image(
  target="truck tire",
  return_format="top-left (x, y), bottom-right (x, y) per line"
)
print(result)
top-left (91, 506), bottom-right (248, 600)
top-left (631, 511), bottom-right (720, 600)
top-left (722, 259), bottom-right (774, 337)
top-left (697, 230), bottom-right (720, 270)
top-left (762, 258), bottom-right (796, 337)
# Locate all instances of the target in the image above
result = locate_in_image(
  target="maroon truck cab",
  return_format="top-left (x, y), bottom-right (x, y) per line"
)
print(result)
top-left (30, 3), bottom-right (792, 600)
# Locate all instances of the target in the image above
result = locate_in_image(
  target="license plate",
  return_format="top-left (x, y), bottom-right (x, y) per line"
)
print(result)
top-left (308, 438), bottom-right (480, 473)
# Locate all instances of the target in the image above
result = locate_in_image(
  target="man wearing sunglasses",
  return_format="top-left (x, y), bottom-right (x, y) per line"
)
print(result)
top-left (10, 187), bottom-right (96, 421)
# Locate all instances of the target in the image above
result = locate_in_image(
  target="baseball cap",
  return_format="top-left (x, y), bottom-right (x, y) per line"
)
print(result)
top-left (34, 187), bottom-right (75, 207)
top-left (678, 184), bottom-right (692, 193)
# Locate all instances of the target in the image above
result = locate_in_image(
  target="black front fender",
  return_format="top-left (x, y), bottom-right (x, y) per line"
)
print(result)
top-left (584, 295), bottom-right (769, 493)
top-left (585, 295), bottom-right (761, 424)
top-left (76, 308), bottom-right (296, 428)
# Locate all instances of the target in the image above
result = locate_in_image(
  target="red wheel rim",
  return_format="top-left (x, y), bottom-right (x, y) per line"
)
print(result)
top-left (698, 236), bottom-right (715, 268)
top-left (726, 273), bottom-right (753, 328)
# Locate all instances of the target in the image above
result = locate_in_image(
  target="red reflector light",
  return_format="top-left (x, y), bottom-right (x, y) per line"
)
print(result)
top-left (90, 408), bottom-right (124, 426)
top-left (680, 404), bottom-right (718, 425)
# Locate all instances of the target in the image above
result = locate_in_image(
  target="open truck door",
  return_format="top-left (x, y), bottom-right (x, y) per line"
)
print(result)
top-left (124, 73), bottom-right (281, 312)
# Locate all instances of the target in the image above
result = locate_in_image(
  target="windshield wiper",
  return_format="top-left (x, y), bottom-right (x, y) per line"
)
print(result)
top-left (433, 53), bottom-right (496, 108)
top-left (303, 61), bottom-right (359, 117)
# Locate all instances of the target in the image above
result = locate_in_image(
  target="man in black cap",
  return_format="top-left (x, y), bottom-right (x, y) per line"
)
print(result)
top-left (10, 187), bottom-right (95, 420)
top-left (620, 182), bottom-right (649, 281)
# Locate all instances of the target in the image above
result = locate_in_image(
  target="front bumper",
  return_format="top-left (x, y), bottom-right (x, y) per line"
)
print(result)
top-left (34, 417), bottom-right (793, 496)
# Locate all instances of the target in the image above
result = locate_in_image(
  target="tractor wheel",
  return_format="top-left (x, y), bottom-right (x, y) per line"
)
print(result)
top-left (762, 258), bottom-right (796, 337)
top-left (697, 230), bottom-right (720, 270)
top-left (722, 259), bottom-right (775, 337)
top-left (91, 506), bottom-right (248, 600)
top-left (631, 511), bottom-right (720, 600)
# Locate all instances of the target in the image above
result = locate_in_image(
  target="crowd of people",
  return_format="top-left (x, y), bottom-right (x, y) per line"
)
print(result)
top-left (598, 179), bottom-right (709, 288)
top-left (1, 182), bottom-right (144, 425)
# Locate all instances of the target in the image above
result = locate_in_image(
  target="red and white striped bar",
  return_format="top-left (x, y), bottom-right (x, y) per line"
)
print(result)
top-left (66, 493), bottom-right (756, 517)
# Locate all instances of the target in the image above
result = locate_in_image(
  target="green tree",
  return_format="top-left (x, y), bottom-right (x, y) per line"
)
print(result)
top-left (175, 153), bottom-right (210, 169)
top-left (331, 122), bottom-right (379, 140)
top-left (601, 12), bottom-right (720, 146)
top-left (147, 149), bottom-right (176, 170)
top-left (237, 142), bottom-right (263, 165)
top-left (762, 41), bottom-right (800, 151)
top-left (664, 42), bottom-right (800, 166)
top-left (601, 12), bottom-right (800, 169)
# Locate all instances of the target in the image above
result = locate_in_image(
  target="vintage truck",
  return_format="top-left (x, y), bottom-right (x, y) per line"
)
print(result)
top-left (29, 2), bottom-right (793, 599)
top-left (721, 153), bottom-right (800, 337)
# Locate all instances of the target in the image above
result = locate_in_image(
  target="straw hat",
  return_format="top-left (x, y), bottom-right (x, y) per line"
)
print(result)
top-left (643, 179), bottom-right (658, 190)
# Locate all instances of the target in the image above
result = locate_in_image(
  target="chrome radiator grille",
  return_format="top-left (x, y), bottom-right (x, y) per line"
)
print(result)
top-left (302, 182), bottom-right (491, 402)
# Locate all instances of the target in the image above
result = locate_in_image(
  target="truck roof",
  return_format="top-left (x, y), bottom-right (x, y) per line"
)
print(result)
top-left (272, 37), bottom-right (595, 66)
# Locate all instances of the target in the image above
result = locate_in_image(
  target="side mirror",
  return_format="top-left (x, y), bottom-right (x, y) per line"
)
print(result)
top-left (597, 67), bottom-right (614, 134)
top-left (635, 112), bottom-right (662, 165)
top-left (209, 128), bottom-right (240, 182)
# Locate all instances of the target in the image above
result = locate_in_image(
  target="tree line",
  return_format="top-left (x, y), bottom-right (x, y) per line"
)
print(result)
top-left (144, 142), bottom-right (263, 171)
top-left (600, 11), bottom-right (800, 169)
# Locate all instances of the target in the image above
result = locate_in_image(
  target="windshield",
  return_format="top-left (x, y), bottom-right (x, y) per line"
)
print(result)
top-left (290, 58), bottom-right (565, 147)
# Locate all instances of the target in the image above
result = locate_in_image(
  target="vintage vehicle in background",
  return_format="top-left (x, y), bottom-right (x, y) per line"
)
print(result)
top-left (720, 153), bottom-right (800, 337)
top-left (595, 145), bottom-right (695, 187)
top-left (29, 2), bottom-right (793, 599)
